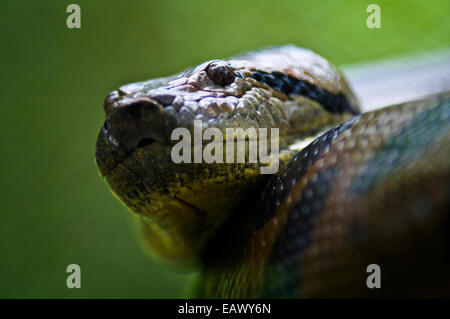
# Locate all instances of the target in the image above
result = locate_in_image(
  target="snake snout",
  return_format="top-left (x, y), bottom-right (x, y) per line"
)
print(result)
top-left (103, 95), bottom-right (166, 152)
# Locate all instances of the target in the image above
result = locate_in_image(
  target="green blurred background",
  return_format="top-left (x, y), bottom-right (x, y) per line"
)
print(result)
top-left (0, 0), bottom-right (448, 298)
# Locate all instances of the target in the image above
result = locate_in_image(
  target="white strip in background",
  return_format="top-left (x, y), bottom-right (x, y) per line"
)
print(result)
top-left (342, 48), bottom-right (450, 112)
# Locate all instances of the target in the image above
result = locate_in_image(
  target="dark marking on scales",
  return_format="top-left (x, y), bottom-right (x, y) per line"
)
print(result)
top-left (250, 71), bottom-right (358, 115)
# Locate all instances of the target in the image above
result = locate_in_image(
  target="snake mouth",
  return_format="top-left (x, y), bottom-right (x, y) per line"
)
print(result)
top-left (136, 137), bottom-right (157, 148)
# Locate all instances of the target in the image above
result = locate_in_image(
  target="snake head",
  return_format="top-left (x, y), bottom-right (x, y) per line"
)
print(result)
top-left (95, 45), bottom-right (360, 271)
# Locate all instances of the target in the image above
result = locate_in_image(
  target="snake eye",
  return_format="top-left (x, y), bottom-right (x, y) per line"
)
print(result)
top-left (206, 61), bottom-right (235, 86)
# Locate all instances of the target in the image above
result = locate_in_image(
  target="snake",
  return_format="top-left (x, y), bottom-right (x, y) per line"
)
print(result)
top-left (95, 45), bottom-right (450, 298)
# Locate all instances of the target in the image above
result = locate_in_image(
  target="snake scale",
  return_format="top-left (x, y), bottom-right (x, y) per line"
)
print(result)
top-left (95, 46), bottom-right (450, 298)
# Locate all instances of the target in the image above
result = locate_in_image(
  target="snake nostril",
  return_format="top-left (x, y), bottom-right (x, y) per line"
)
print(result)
top-left (104, 97), bottom-right (165, 151)
top-left (126, 100), bottom-right (146, 118)
top-left (206, 61), bottom-right (235, 86)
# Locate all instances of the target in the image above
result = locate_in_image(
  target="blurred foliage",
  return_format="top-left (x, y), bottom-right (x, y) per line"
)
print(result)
top-left (0, 0), bottom-right (448, 298)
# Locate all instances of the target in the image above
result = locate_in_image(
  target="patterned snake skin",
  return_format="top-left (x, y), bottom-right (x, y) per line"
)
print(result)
top-left (95, 46), bottom-right (450, 298)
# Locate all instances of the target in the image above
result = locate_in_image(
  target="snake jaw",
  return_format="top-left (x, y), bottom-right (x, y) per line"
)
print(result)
top-left (96, 123), bottom-right (271, 270)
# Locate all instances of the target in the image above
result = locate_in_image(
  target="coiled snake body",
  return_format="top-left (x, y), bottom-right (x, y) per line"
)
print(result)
top-left (95, 46), bottom-right (450, 298)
